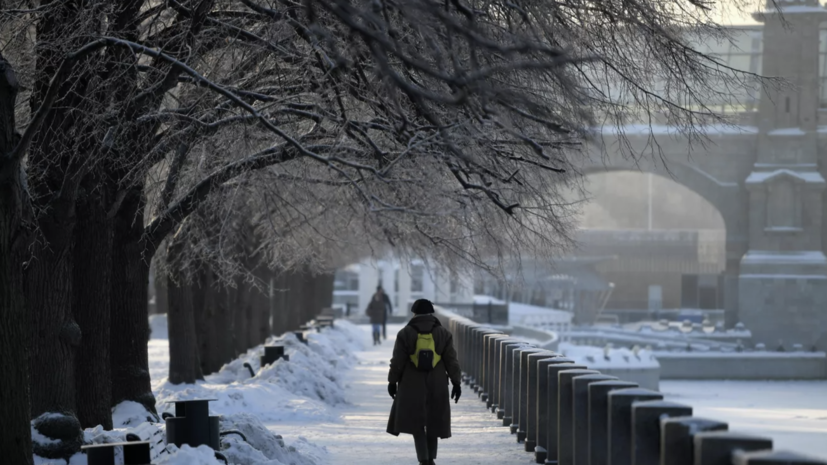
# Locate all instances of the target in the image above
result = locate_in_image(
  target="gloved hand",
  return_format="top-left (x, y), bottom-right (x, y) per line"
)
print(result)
top-left (451, 384), bottom-right (461, 403)
top-left (388, 382), bottom-right (397, 399)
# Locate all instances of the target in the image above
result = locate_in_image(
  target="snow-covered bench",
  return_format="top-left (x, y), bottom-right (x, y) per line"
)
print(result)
top-left (125, 422), bottom-right (169, 462)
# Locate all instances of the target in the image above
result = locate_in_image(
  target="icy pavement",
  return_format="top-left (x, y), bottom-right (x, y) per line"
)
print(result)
top-left (272, 324), bottom-right (539, 465)
top-left (660, 380), bottom-right (827, 460)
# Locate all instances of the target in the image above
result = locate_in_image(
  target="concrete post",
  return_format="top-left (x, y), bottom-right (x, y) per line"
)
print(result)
top-left (631, 400), bottom-right (693, 465)
top-left (536, 358), bottom-right (577, 464)
top-left (479, 330), bottom-right (503, 397)
top-left (518, 349), bottom-right (549, 442)
top-left (732, 450), bottom-right (827, 465)
top-left (544, 363), bottom-right (586, 465)
top-left (557, 369), bottom-right (599, 465)
top-left (483, 334), bottom-right (508, 403)
top-left (693, 431), bottom-right (772, 465)
top-left (525, 352), bottom-right (559, 452)
top-left (660, 417), bottom-right (728, 465)
top-left (502, 342), bottom-right (532, 425)
top-left (492, 338), bottom-right (520, 413)
top-left (607, 388), bottom-right (664, 465)
top-left (588, 381), bottom-right (639, 465)
top-left (572, 375), bottom-right (618, 465)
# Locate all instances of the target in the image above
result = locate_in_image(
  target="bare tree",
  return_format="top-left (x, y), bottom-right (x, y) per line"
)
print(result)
top-left (1, 0), bottom-right (764, 460)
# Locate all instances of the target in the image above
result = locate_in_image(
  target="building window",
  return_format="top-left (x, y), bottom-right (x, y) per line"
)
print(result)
top-left (334, 270), bottom-right (359, 291)
top-left (410, 264), bottom-right (424, 293)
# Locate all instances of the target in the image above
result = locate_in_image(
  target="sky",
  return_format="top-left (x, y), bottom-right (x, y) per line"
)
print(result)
top-left (717, 0), bottom-right (762, 25)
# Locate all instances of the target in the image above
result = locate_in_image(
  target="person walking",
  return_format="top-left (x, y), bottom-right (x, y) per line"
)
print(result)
top-left (386, 299), bottom-right (462, 465)
top-left (366, 293), bottom-right (386, 345)
top-left (376, 285), bottom-right (393, 340)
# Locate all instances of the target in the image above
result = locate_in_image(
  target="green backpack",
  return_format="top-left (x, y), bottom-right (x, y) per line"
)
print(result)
top-left (410, 332), bottom-right (442, 372)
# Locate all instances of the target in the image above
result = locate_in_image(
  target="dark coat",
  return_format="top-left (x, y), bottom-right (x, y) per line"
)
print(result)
top-left (386, 315), bottom-right (462, 439)
top-left (366, 298), bottom-right (386, 324)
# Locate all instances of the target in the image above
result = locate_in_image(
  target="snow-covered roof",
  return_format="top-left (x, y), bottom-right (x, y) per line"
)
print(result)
top-left (745, 169), bottom-right (826, 185)
top-left (597, 124), bottom-right (758, 137)
top-left (741, 250), bottom-right (827, 266)
top-left (767, 127), bottom-right (807, 136)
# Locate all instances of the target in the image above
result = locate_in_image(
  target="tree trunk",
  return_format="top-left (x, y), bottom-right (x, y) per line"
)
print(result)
top-left (153, 266), bottom-right (168, 316)
top-left (232, 281), bottom-right (249, 356)
top-left (27, 211), bottom-right (79, 420)
top-left (253, 266), bottom-right (272, 344)
top-left (110, 187), bottom-right (157, 415)
top-left (167, 275), bottom-right (203, 385)
top-left (193, 269), bottom-right (218, 375)
top-left (214, 284), bottom-right (235, 368)
top-left (0, 52), bottom-right (34, 465)
top-left (73, 186), bottom-right (113, 430)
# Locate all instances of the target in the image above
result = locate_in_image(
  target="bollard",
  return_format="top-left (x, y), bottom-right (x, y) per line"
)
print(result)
top-left (165, 398), bottom-right (220, 450)
top-left (660, 417), bottom-right (728, 465)
top-left (83, 441), bottom-right (151, 465)
top-left (516, 348), bottom-right (548, 441)
top-left (260, 345), bottom-right (288, 367)
top-left (535, 358), bottom-right (576, 464)
top-left (525, 351), bottom-right (559, 452)
top-left (631, 400), bottom-right (692, 465)
top-left (478, 330), bottom-right (504, 398)
top-left (487, 335), bottom-right (512, 408)
top-left (572, 374), bottom-right (618, 465)
top-left (693, 431), bottom-right (772, 465)
top-left (544, 363), bottom-right (585, 465)
top-left (607, 388), bottom-right (663, 465)
top-left (482, 333), bottom-right (508, 403)
top-left (588, 381), bottom-right (639, 465)
top-left (557, 369), bottom-right (599, 465)
top-left (502, 342), bottom-right (532, 425)
top-left (732, 450), bottom-right (827, 465)
top-left (492, 338), bottom-right (521, 413)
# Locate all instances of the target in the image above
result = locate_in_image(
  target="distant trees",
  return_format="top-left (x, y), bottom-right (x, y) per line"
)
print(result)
top-left (1, 0), bottom-right (759, 462)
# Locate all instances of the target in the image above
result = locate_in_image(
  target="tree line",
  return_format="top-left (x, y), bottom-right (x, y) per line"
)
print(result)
top-left (0, 0), bottom-right (758, 463)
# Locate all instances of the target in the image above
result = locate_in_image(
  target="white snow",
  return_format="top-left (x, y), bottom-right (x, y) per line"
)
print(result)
top-left (767, 128), bottom-right (807, 136)
top-left (272, 324), bottom-right (552, 464)
top-left (745, 169), bottom-right (826, 185)
top-left (741, 250), bottom-right (827, 265)
top-left (660, 380), bottom-right (827, 460)
top-left (597, 123), bottom-right (758, 136)
top-left (557, 342), bottom-right (660, 369)
top-left (152, 321), bottom-right (365, 424)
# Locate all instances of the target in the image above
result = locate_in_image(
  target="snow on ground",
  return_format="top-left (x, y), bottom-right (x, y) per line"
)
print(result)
top-left (151, 321), bottom-right (363, 424)
top-left (271, 324), bottom-right (544, 465)
top-left (36, 316), bottom-right (365, 465)
top-left (660, 380), bottom-right (827, 460)
top-left (557, 342), bottom-right (660, 369)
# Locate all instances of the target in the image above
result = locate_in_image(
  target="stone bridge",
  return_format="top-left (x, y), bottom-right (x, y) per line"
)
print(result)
top-left (579, 0), bottom-right (827, 350)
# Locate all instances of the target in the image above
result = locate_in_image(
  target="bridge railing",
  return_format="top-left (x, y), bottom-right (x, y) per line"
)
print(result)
top-left (441, 312), bottom-right (826, 465)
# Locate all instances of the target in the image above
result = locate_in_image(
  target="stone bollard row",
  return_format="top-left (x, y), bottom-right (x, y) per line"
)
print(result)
top-left (444, 314), bottom-right (827, 465)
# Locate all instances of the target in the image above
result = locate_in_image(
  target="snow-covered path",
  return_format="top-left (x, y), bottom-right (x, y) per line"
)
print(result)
top-left (274, 324), bottom-right (538, 465)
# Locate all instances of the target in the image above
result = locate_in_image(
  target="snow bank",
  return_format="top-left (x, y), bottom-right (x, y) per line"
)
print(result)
top-left (558, 342), bottom-right (660, 369)
top-left (153, 320), bottom-right (365, 423)
top-left (47, 317), bottom-right (365, 465)
top-left (218, 413), bottom-right (325, 465)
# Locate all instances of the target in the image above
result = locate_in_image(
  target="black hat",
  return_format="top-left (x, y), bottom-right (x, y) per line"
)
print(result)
top-left (411, 299), bottom-right (435, 315)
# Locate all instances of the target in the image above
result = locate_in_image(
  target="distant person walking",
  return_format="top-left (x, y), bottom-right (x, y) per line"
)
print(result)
top-left (376, 284), bottom-right (393, 339)
top-left (366, 293), bottom-right (386, 345)
top-left (386, 299), bottom-right (462, 465)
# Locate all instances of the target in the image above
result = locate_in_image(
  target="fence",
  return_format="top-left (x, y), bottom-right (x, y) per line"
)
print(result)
top-left (438, 311), bottom-right (826, 465)
top-left (432, 301), bottom-right (509, 325)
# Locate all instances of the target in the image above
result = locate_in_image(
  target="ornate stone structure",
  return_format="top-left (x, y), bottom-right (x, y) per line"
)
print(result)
top-left (588, 0), bottom-right (827, 349)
